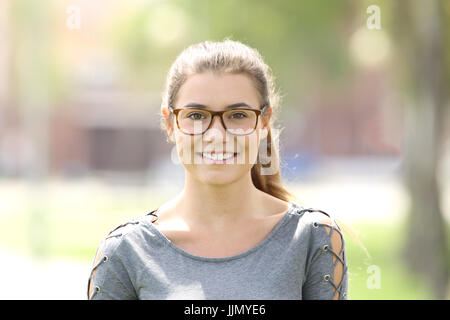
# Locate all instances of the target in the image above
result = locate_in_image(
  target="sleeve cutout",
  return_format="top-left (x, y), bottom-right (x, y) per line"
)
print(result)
top-left (301, 208), bottom-right (348, 300)
top-left (87, 243), bottom-right (106, 299)
top-left (315, 216), bottom-right (347, 300)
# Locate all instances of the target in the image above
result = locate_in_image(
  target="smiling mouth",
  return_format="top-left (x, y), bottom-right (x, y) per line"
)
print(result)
top-left (196, 152), bottom-right (239, 163)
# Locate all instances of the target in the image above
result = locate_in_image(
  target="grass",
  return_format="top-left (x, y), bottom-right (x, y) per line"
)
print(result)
top-left (342, 221), bottom-right (437, 299)
top-left (0, 178), bottom-right (170, 261)
top-left (0, 178), bottom-right (444, 299)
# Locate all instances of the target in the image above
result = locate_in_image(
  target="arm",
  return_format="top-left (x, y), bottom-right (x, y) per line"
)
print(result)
top-left (87, 235), bottom-right (138, 300)
top-left (302, 212), bottom-right (348, 300)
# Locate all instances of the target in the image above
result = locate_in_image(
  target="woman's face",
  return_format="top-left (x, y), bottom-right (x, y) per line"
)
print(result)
top-left (164, 72), bottom-right (271, 186)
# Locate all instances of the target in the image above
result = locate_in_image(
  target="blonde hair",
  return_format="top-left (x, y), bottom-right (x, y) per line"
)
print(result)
top-left (160, 39), bottom-right (297, 202)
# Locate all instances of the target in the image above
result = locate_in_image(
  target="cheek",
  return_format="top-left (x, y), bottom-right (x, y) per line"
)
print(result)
top-left (175, 132), bottom-right (185, 146)
top-left (175, 133), bottom-right (205, 165)
top-left (175, 133), bottom-right (193, 161)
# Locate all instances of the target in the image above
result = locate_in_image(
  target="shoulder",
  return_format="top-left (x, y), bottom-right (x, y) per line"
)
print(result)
top-left (88, 215), bottom-right (144, 299)
top-left (95, 211), bottom-right (157, 258)
top-left (289, 203), bottom-right (345, 247)
top-left (290, 203), bottom-right (340, 229)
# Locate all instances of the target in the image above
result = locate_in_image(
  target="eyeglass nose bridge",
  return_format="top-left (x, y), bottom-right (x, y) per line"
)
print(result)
top-left (204, 112), bottom-right (227, 134)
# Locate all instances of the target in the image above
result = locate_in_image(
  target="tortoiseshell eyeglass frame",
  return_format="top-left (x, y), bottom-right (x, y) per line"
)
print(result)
top-left (168, 104), bottom-right (270, 136)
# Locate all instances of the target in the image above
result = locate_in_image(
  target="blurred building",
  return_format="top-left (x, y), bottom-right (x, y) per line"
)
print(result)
top-left (48, 90), bottom-right (171, 179)
top-left (284, 70), bottom-right (403, 157)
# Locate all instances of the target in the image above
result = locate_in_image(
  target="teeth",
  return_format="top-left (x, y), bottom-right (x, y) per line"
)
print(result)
top-left (202, 152), bottom-right (234, 160)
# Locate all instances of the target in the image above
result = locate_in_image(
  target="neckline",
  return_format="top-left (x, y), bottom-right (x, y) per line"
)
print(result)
top-left (141, 201), bottom-right (296, 262)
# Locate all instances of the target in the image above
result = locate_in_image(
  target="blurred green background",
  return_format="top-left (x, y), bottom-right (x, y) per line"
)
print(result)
top-left (0, 0), bottom-right (449, 299)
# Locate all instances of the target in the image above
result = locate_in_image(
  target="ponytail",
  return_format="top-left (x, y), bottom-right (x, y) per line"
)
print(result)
top-left (251, 127), bottom-right (298, 202)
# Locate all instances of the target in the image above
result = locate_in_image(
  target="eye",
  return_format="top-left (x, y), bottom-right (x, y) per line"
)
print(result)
top-left (229, 111), bottom-right (249, 119)
top-left (187, 112), bottom-right (206, 120)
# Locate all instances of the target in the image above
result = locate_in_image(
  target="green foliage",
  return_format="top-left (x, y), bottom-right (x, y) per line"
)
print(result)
top-left (344, 221), bottom-right (435, 299)
top-left (103, 0), bottom-right (358, 106)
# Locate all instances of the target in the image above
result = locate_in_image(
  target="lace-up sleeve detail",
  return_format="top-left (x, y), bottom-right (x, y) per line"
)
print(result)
top-left (87, 222), bottom-right (139, 300)
top-left (302, 209), bottom-right (348, 300)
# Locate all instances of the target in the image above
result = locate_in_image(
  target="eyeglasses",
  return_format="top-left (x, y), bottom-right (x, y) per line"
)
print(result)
top-left (169, 104), bottom-right (270, 136)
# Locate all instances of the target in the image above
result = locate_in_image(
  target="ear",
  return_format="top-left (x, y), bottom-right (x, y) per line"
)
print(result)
top-left (259, 107), bottom-right (272, 141)
top-left (162, 107), bottom-right (175, 143)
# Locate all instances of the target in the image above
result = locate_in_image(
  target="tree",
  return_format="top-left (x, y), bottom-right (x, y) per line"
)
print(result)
top-left (393, 0), bottom-right (449, 298)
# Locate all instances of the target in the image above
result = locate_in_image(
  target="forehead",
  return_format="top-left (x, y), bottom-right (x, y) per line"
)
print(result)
top-left (175, 72), bottom-right (261, 109)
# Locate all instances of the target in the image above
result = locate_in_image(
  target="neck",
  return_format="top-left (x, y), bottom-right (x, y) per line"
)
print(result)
top-left (175, 171), bottom-right (264, 226)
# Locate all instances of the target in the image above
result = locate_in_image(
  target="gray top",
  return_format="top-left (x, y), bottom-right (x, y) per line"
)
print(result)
top-left (87, 201), bottom-right (348, 300)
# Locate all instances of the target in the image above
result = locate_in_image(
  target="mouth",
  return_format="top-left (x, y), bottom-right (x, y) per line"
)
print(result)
top-left (195, 152), bottom-right (239, 164)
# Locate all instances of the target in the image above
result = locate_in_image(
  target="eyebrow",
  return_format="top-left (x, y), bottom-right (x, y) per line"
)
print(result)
top-left (180, 102), bottom-right (253, 109)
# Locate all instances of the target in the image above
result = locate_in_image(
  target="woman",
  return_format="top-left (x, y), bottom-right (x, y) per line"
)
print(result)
top-left (87, 40), bottom-right (348, 300)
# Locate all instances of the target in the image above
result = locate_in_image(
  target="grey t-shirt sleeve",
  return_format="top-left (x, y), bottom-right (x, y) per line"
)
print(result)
top-left (302, 212), bottom-right (348, 300)
top-left (88, 233), bottom-right (138, 300)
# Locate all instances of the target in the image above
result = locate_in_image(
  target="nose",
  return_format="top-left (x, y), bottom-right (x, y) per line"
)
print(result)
top-left (204, 114), bottom-right (227, 139)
